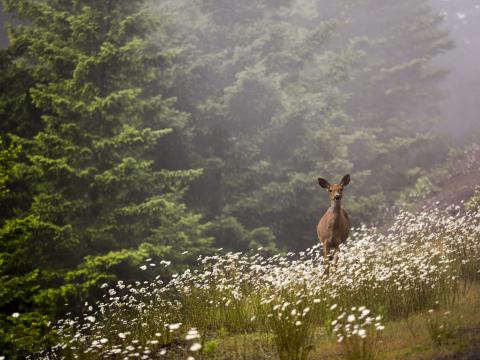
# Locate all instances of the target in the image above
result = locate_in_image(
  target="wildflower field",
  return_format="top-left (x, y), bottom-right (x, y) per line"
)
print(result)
top-left (42, 205), bottom-right (480, 360)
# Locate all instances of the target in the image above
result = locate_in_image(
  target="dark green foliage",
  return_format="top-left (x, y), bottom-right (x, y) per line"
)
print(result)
top-left (336, 0), bottom-right (453, 194)
top-left (0, 139), bottom-right (58, 358)
top-left (0, 0), bottom-right (212, 356)
top-left (0, 138), bottom-right (19, 197)
top-left (160, 0), bottom-right (452, 250)
top-left (208, 216), bottom-right (278, 254)
top-left (5, 0), bottom-right (211, 296)
top-left (0, 312), bottom-right (57, 359)
top-left (159, 0), bottom-right (355, 250)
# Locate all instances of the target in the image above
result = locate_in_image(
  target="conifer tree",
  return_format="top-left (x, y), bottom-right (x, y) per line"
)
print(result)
top-left (334, 0), bottom-right (453, 201)
top-left (160, 0), bottom-right (359, 250)
top-left (0, 138), bottom-right (57, 358)
top-left (161, 0), bottom-right (452, 250)
top-left (1, 0), bottom-right (212, 314)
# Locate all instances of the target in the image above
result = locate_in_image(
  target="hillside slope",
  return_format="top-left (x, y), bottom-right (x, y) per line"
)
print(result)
top-left (423, 143), bottom-right (480, 208)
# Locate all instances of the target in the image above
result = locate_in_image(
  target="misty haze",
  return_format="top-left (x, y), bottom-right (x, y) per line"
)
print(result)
top-left (0, 0), bottom-right (479, 359)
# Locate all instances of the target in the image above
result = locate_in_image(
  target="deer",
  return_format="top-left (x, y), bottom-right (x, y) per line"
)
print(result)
top-left (317, 174), bottom-right (351, 274)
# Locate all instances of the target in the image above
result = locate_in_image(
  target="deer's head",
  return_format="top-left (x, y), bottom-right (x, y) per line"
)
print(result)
top-left (318, 174), bottom-right (350, 202)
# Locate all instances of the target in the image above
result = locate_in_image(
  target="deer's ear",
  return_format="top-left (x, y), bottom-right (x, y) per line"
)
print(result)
top-left (340, 174), bottom-right (350, 187)
top-left (318, 178), bottom-right (330, 189)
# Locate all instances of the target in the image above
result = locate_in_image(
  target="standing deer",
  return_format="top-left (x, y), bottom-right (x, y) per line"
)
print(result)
top-left (317, 174), bottom-right (351, 274)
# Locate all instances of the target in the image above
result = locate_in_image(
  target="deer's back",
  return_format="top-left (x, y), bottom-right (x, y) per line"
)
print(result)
top-left (317, 208), bottom-right (350, 248)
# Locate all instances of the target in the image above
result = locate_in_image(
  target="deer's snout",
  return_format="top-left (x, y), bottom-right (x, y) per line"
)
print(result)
top-left (334, 194), bottom-right (341, 200)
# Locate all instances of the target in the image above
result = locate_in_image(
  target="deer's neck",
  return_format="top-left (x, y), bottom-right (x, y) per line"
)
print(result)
top-left (329, 200), bottom-right (342, 216)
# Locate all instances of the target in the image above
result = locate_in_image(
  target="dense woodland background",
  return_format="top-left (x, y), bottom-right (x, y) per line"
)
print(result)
top-left (0, 0), bottom-right (479, 357)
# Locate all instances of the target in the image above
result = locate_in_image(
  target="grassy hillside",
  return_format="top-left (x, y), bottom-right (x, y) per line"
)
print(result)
top-left (34, 198), bottom-right (480, 359)
top-left (397, 142), bottom-right (480, 212)
top-left (23, 141), bottom-right (480, 359)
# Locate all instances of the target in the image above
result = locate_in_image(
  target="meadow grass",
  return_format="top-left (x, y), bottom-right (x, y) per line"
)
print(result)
top-left (36, 205), bottom-right (480, 359)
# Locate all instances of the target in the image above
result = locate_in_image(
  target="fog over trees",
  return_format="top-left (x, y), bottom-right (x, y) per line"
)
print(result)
top-left (0, 0), bottom-right (479, 357)
top-left (430, 0), bottom-right (480, 138)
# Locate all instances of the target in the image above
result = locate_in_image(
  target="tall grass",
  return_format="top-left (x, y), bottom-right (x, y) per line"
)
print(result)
top-left (36, 206), bottom-right (480, 359)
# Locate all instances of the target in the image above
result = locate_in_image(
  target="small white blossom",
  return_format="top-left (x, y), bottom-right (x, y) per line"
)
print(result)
top-left (168, 323), bottom-right (182, 330)
top-left (185, 328), bottom-right (200, 341)
top-left (189, 343), bottom-right (202, 351)
top-left (360, 309), bottom-right (370, 318)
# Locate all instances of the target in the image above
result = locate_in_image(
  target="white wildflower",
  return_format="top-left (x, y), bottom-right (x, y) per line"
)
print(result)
top-left (185, 328), bottom-right (200, 341)
top-left (168, 323), bottom-right (182, 330)
top-left (360, 309), bottom-right (370, 318)
top-left (189, 343), bottom-right (202, 351)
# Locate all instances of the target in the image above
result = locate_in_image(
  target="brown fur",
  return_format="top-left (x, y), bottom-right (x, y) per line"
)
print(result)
top-left (317, 175), bottom-right (351, 273)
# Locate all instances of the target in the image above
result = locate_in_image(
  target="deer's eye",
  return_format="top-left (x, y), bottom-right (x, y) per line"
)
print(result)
top-left (328, 189), bottom-right (332, 192)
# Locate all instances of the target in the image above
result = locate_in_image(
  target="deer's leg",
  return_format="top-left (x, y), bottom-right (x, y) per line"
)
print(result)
top-left (332, 247), bottom-right (339, 267)
top-left (328, 247), bottom-right (335, 262)
top-left (323, 244), bottom-right (331, 275)
top-left (322, 243), bottom-right (330, 264)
